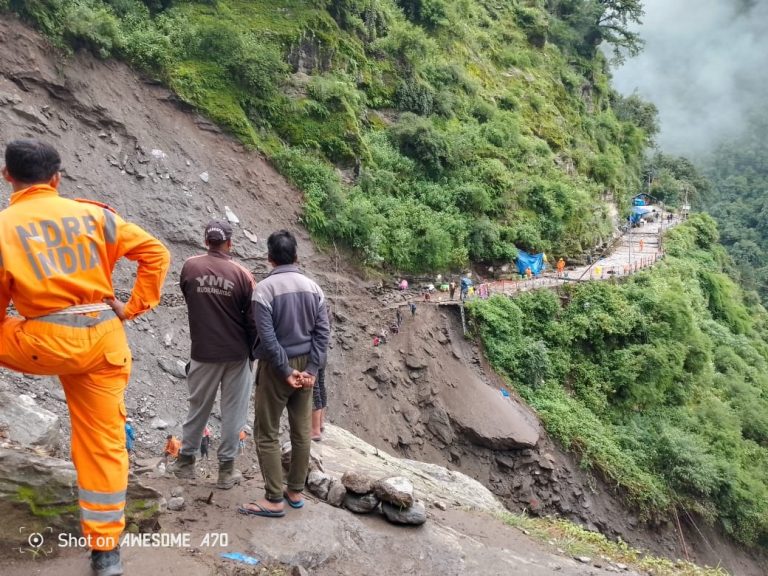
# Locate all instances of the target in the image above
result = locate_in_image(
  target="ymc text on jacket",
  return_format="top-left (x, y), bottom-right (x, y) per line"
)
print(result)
top-left (251, 264), bottom-right (330, 378)
top-left (180, 250), bottom-right (257, 363)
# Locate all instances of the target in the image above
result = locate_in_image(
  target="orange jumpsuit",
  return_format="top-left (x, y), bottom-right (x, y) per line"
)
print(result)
top-left (0, 184), bottom-right (170, 550)
top-left (164, 436), bottom-right (181, 458)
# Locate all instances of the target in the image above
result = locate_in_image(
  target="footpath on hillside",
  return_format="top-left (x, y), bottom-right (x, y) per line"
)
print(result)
top-left (424, 212), bottom-right (680, 307)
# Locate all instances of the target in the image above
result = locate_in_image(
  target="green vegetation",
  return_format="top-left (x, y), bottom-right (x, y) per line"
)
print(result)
top-left (469, 215), bottom-right (768, 547)
top-left (4, 0), bottom-right (654, 272)
top-left (500, 511), bottom-right (727, 576)
top-left (704, 110), bottom-right (768, 306)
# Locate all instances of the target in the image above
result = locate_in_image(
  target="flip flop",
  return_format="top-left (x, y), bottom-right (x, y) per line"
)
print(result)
top-left (237, 502), bottom-right (285, 518)
top-left (311, 435), bottom-right (322, 442)
top-left (283, 492), bottom-right (305, 509)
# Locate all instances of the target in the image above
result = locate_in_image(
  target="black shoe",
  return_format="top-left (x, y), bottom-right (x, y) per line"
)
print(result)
top-left (91, 548), bottom-right (124, 576)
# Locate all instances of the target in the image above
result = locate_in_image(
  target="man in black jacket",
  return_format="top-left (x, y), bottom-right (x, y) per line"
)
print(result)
top-left (169, 220), bottom-right (256, 489)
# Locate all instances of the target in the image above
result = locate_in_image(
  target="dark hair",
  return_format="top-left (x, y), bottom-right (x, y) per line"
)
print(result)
top-left (4, 139), bottom-right (61, 184)
top-left (267, 230), bottom-right (297, 266)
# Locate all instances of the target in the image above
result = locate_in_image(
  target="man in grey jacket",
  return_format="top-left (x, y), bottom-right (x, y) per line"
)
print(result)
top-left (239, 230), bottom-right (330, 517)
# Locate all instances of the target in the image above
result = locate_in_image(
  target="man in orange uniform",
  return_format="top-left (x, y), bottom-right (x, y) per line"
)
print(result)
top-left (0, 139), bottom-right (170, 576)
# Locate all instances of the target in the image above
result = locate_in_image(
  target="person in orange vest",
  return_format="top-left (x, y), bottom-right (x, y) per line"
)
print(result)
top-left (525, 267), bottom-right (532, 280)
top-left (556, 258), bottom-right (565, 277)
top-left (0, 139), bottom-right (170, 576)
top-left (163, 434), bottom-right (181, 462)
top-left (639, 238), bottom-right (644, 252)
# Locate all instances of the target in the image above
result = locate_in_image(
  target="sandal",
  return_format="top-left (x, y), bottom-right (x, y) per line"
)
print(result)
top-left (237, 502), bottom-right (285, 517)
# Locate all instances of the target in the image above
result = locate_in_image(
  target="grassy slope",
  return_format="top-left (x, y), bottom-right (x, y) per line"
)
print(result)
top-left (4, 0), bottom-right (647, 272)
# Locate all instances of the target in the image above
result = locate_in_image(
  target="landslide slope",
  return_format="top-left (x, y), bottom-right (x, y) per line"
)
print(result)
top-left (0, 19), bottom-right (764, 574)
top-left (5, 0), bottom-right (652, 272)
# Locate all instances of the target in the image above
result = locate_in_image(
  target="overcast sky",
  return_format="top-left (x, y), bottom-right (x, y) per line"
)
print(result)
top-left (612, 0), bottom-right (768, 157)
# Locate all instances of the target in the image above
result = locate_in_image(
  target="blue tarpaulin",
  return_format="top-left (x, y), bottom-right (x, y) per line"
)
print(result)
top-left (630, 205), bottom-right (653, 224)
top-left (516, 250), bottom-right (545, 275)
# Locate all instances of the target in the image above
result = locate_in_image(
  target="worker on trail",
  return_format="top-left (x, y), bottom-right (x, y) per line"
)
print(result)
top-left (556, 258), bottom-right (565, 277)
top-left (163, 434), bottom-right (181, 463)
top-left (460, 275), bottom-right (472, 300)
top-left (168, 219), bottom-right (257, 490)
top-left (396, 308), bottom-right (403, 328)
top-left (0, 139), bottom-right (170, 576)
top-left (525, 267), bottom-right (532, 280)
top-left (639, 238), bottom-right (645, 252)
top-left (410, 302), bottom-right (417, 317)
top-left (449, 280), bottom-right (456, 300)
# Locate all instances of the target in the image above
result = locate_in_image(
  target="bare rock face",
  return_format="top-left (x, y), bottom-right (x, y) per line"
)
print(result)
top-left (0, 447), bottom-right (78, 545)
top-left (0, 391), bottom-right (60, 452)
top-left (381, 500), bottom-right (427, 526)
top-left (341, 470), bottom-right (375, 495)
top-left (374, 476), bottom-right (414, 508)
top-left (441, 381), bottom-right (540, 450)
top-left (344, 492), bottom-right (380, 514)
top-left (426, 402), bottom-right (454, 444)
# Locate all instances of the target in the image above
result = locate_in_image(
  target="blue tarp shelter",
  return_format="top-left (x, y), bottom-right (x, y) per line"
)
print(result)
top-left (630, 205), bottom-right (652, 224)
top-left (516, 250), bottom-right (545, 275)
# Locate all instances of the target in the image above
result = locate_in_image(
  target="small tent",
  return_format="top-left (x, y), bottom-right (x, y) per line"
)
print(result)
top-left (515, 250), bottom-right (546, 275)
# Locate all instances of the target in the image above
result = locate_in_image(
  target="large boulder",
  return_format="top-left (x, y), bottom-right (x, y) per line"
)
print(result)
top-left (344, 492), bottom-right (380, 514)
top-left (374, 476), bottom-right (414, 508)
top-left (0, 447), bottom-right (78, 546)
top-left (341, 470), bottom-right (375, 495)
top-left (441, 382), bottom-right (540, 449)
top-left (307, 469), bottom-right (331, 500)
top-left (0, 447), bottom-right (164, 546)
top-left (0, 391), bottom-right (60, 452)
top-left (382, 501), bottom-right (427, 526)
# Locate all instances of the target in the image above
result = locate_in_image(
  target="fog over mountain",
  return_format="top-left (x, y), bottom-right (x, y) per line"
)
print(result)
top-left (613, 0), bottom-right (768, 156)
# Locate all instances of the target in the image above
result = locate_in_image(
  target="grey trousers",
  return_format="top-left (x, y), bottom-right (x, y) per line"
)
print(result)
top-left (180, 358), bottom-right (252, 462)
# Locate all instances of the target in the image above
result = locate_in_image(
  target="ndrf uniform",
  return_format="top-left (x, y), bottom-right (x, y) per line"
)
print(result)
top-left (0, 184), bottom-right (170, 550)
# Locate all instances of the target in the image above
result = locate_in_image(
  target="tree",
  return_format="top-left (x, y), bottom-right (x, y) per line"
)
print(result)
top-left (546, 0), bottom-right (644, 63)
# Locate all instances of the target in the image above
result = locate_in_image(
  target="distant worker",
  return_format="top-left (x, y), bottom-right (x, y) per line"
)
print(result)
top-left (525, 267), bottom-right (532, 280)
top-left (410, 302), bottom-right (417, 317)
top-left (556, 258), bottom-right (565, 277)
top-left (163, 434), bottom-right (181, 463)
top-left (639, 239), bottom-right (644, 252)
top-left (0, 139), bottom-right (170, 576)
top-left (125, 418), bottom-right (135, 454)
top-left (460, 275), bottom-right (472, 300)
top-left (449, 280), bottom-right (456, 300)
top-left (168, 219), bottom-right (257, 490)
top-left (200, 426), bottom-right (211, 461)
top-left (399, 278), bottom-right (408, 291)
top-left (396, 308), bottom-right (403, 328)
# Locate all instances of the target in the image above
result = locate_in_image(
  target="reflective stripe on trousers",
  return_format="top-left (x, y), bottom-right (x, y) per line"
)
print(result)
top-left (0, 314), bottom-right (131, 550)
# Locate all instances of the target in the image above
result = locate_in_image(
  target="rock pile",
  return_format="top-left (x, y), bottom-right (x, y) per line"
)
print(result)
top-left (311, 468), bottom-right (426, 526)
top-left (282, 442), bottom-right (427, 525)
